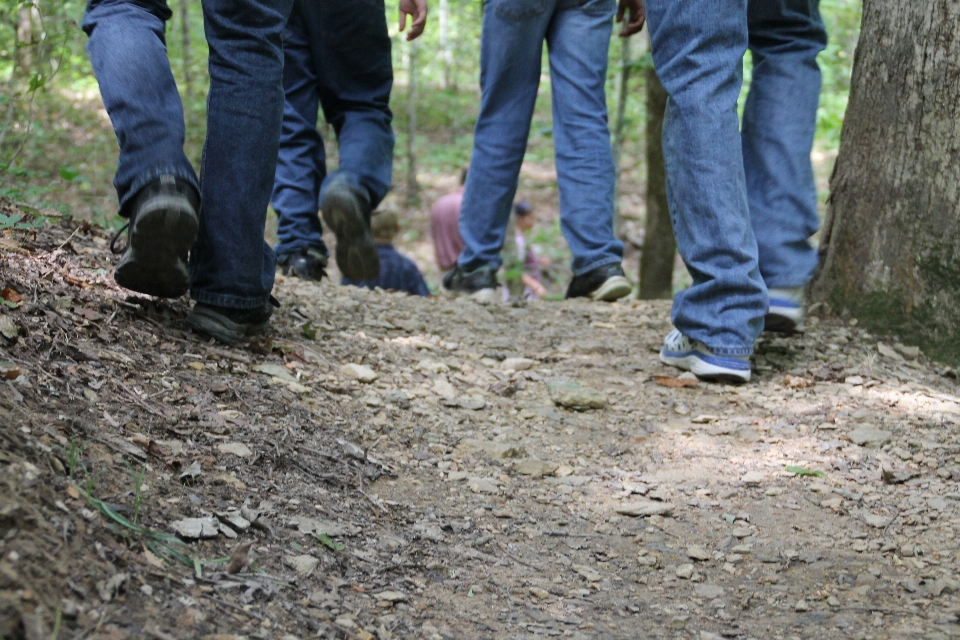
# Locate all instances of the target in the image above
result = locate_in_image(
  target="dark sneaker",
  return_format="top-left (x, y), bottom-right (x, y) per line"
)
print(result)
top-left (185, 298), bottom-right (278, 345)
top-left (320, 179), bottom-right (379, 281)
top-left (565, 263), bottom-right (632, 302)
top-left (277, 247), bottom-right (329, 281)
top-left (765, 286), bottom-right (805, 333)
top-left (442, 264), bottom-right (498, 303)
top-left (111, 175), bottom-right (200, 298)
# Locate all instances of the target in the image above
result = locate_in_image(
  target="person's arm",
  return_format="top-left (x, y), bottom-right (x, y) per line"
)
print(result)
top-left (521, 274), bottom-right (547, 298)
top-left (399, 0), bottom-right (428, 41)
top-left (616, 0), bottom-right (645, 37)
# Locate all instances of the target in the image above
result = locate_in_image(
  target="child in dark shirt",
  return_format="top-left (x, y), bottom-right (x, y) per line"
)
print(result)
top-left (342, 211), bottom-right (430, 296)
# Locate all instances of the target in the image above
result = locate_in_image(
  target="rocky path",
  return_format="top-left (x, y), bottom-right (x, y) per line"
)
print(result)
top-left (3, 211), bottom-right (960, 640)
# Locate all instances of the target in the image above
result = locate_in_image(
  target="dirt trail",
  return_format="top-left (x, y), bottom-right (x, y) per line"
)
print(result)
top-left (3, 208), bottom-right (960, 640)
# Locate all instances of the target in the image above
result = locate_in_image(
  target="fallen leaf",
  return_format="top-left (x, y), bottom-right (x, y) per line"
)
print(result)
top-left (654, 376), bottom-right (698, 388)
top-left (1, 288), bottom-right (23, 304)
top-left (0, 317), bottom-right (18, 340)
top-left (226, 541), bottom-right (253, 574)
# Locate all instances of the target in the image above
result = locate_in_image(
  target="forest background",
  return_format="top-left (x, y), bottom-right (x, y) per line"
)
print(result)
top-left (0, 0), bottom-right (863, 297)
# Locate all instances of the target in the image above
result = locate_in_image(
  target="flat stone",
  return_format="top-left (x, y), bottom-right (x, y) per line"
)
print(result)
top-left (863, 513), bottom-right (889, 528)
top-left (694, 584), bottom-right (724, 599)
top-left (513, 460), bottom-right (558, 477)
top-left (676, 564), bottom-right (695, 579)
top-left (572, 565), bottom-right (602, 582)
top-left (894, 343), bottom-right (921, 359)
top-left (877, 342), bottom-right (904, 361)
top-left (217, 442), bottom-right (253, 458)
top-left (615, 500), bottom-right (676, 517)
top-left (172, 517), bottom-right (220, 539)
top-left (285, 554), bottom-right (319, 575)
top-left (292, 516), bottom-right (360, 537)
top-left (849, 427), bottom-right (892, 448)
top-left (548, 382), bottom-right (607, 411)
top-left (374, 590), bottom-right (408, 603)
top-left (501, 357), bottom-right (538, 371)
top-left (742, 471), bottom-right (766, 484)
top-left (687, 545), bottom-right (711, 561)
top-left (458, 438), bottom-right (527, 459)
top-left (340, 363), bottom-right (378, 383)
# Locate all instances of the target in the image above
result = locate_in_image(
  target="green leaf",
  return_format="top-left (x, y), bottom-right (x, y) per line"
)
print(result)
top-left (59, 167), bottom-right (79, 181)
top-left (301, 321), bottom-right (316, 341)
top-left (786, 465), bottom-right (825, 478)
top-left (313, 532), bottom-right (345, 553)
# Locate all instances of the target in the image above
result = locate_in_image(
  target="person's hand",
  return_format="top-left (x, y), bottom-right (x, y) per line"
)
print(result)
top-left (399, 0), bottom-right (428, 41)
top-left (616, 0), bottom-right (645, 37)
top-left (522, 274), bottom-right (547, 298)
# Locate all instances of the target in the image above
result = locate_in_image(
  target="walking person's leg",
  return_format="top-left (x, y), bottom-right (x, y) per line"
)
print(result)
top-left (645, 0), bottom-right (766, 382)
top-left (743, 0), bottom-right (826, 332)
top-left (271, 2), bottom-right (330, 282)
top-left (186, 0), bottom-right (294, 343)
top-left (82, 0), bottom-right (200, 299)
top-left (547, 0), bottom-right (631, 302)
top-left (444, 0), bottom-right (554, 300)
top-left (309, 0), bottom-right (395, 281)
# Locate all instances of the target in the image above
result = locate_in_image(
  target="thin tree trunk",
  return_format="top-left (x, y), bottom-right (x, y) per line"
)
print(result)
top-left (406, 39), bottom-right (420, 204)
top-left (439, 0), bottom-right (453, 91)
top-left (812, 0), bottom-right (960, 361)
top-left (611, 37), bottom-right (631, 236)
top-left (638, 67), bottom-right (675, 300)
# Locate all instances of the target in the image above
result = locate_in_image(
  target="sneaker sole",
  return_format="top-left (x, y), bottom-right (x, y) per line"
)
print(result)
top-left (659, 350), bottom-right (751, 384)
top-left (764, 305), bottom-right (804, 333)
top-left (321, 190), bottom-right (379, 282)
top-left (114, 195), bottom-right (198, 298)
top-left (185, 306), bottom-right (270, 345)
top-left (441, 287), bottom-right (499, 303)
top-left (590, 276), bottom-right (632, 302)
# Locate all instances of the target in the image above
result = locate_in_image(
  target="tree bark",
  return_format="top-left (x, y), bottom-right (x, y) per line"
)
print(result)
top-left (811, 0), bottom-right (960, 362)
top-left (439, 0), bottom-right (453, 90)
top-left (639, 66), bottom-right (676, 300)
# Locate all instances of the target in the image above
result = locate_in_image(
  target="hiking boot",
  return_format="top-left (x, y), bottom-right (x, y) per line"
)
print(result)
top-left (765, 286), bottom-right (805, 333)
top-left (186, 298), bottom-right (279, 345)
top-left (442, 264), bottom-right (499, 303)
top-left (111, 175), bottom-right (200, 298)
top-left (277, 246), bottom-right (329, 281)
top-left (659, 329), bottom-right (752, 383)
top-left (565, 262), bottom-right (632, 302)
top-left (320, 179), bottom-right (379, 281)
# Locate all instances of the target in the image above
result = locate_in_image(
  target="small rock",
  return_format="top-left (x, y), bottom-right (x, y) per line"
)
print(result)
top-left (217, 442), bottom-right (253, 458)
top-left (615, 500), bottom-right (676, 517)
top-left (694, 584), bottom-right (724, 599)
top-left (528, 587), bottom-right (551, 600)
top-left (179, 460), bottom-right (203, 481)
top-left (795, 599), bottom-right (810, 612)
top-left (821, 497), bottom-right (843, 509)
top-left (458, 438), bottom-right (527, 459)
top-left (742, 471), bottom-right (765, 485)
top-left (468, 478), bottom-right (501, 494)
top-left (572, 565), bottom-right (602, 582)
top-left (687, 545), bottom-right (711, 561)
top-left (502, 358), bottom-right (538, 371)
top-left (848, 426), bottom-right (892, 447)
top-left (292, 516), bottom-right (359, 537)
top-left (893, 343), bottom-right (921, 359)
top-left (374, 590), bottom-right (408, 603)
top-left (513, 460), bottom-right (558, 477)
top-left (731, 526), bottom-right (752, 538)
top-left (285, 554), bottom-right (319, 575)
top-left (844, 375), bottom-right (864, 385)
top-left (877, 342), bottom-right (904, 361)
top-left (928, 497), bottom-right (948, 511)
top-left (340, 363), bottom-right (378, 383)
top-left (172, 517), bottom-right (220, 539)
top-left (548, 382), bottom-right (607, 410)
top-left (863, 513), bottom-right (889, 528)
top-left (676, 564), bottom-right (695, 579)
top-left (691, 415), bottom-right (720, 424)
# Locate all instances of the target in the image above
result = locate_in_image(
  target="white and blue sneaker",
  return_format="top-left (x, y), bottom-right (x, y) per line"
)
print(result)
top-left (765, 286), bottom-right (805, 333)
top-left (659, 329), bottom-right (752, 383)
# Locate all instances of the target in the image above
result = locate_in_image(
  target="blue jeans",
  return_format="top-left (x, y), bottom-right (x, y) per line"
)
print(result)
top-left (271, 0), bottom-right (394, 259)
top-left (83, 0), bottom-right (293, 309)
top-left (457, 0), bottom-right (623, 276)
top-left (645, 0), bottom-right (825, 355)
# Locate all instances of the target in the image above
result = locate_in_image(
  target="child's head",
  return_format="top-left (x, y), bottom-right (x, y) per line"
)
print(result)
top-left (514, 200), bottom-right (535, 232)
top-left (371, 210), bottom-right (400, 242)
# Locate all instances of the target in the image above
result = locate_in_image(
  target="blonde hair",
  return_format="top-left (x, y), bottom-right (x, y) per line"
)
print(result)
top-left (371, 209), bottom-right (400, 240)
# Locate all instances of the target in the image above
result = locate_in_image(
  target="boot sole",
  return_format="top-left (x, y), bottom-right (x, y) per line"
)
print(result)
top-left (185, 306), bottom-right (270, 345)
top-left (321, 189), bottom-right (379, 282)
top-left (590, 276), bottom-right (633, 302)
top-left (114, 195), bottom-right (198, 298)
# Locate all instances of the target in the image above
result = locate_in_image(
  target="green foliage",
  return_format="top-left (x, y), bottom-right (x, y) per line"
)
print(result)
top-left (786, 465), bottom-right (826, 477)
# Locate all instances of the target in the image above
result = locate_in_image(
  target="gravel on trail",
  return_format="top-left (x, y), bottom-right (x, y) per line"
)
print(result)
top-left (3, 206), bottom-right (960, 640)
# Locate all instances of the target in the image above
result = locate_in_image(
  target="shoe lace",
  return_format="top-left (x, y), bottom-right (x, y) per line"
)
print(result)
top-left (109, 222), bottom-right (130, 255)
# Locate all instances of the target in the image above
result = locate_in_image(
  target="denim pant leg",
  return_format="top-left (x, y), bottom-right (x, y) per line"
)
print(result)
top-left (82, 0), bottom-right (199, 216)
top-left (457, 0), bottom-right (554, 271)
top-left (547, 0), bottom-right (623, 276)
top-left (189, 0), bottom-right (294, 309)
top-left (311, 0), bottom-right (395, 209)
top-left (272, 5), bottom-right (328, 259)
top-left (645, 0), bottom-right (766, 356)
top-left (744, 0), bottom-right (826, 289)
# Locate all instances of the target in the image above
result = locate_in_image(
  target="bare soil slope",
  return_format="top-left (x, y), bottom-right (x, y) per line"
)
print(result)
top-left (3, 205), bottom-right (960, 640)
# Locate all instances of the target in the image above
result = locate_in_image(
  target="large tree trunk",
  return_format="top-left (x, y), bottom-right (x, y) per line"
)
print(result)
top-left (811, 0), bottom-right (960, 362)
top-left (405, 39), bottom-right (420, 205)
top-left (639, 67), bottom-right (675, 300)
